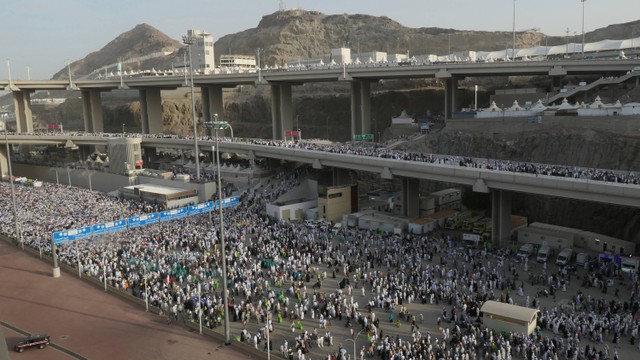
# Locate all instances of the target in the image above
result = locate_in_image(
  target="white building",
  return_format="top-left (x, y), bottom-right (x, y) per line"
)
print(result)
top-left (186, 29), bottom-right (215, 74)
top-left (330, 48), bottom-right (351, 64)
top-left (219, 55), bottom-right (256, 70)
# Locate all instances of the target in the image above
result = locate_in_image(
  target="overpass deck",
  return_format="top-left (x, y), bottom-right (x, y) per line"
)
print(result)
top-left (2, 133), bottom-right (640, 208)
top-left (2, 59), bottom-right (640, 90)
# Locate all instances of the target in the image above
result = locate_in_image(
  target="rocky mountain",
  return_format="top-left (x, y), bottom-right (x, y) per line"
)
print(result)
top-left (51, 23), bottom-right (183, 80)
top-left (51, 10), bottom-right (640, 79)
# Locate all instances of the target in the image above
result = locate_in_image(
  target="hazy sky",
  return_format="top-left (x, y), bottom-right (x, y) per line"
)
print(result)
top-left (1, 0), bottom-right (639, 80)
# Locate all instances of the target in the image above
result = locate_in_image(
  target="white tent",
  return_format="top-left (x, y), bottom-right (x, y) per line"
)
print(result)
top-left (529, 100), bottom-right (547, 113)
top-left (507, 100), bottom-right (525, 111)
top-left (589, 96), bottom-right (605, 109)
top-left (557, 98), bottom-right (578, 110)
top-left (482, 101), bottom-right (503, 112)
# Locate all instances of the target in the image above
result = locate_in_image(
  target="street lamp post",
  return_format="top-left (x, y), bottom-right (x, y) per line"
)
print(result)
top-left (204, 115), bottom-right (234, 345)
top-left (183, 33), bottom-right (201, 181)
top-left (216, 125), bottom-right (230, 344)
top-left (581, 0), bottom-right (587, 58)
top-left (346, 328), bottom-right (364, 360)
top-left (1, 118), bottom-right (22, 250)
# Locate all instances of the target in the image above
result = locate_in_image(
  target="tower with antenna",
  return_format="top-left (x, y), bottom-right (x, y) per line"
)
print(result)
top-left (279, 0), bottom-right (285, 11)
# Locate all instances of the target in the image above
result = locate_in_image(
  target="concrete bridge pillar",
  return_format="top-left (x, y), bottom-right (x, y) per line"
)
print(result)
top-left (270, 84), bottom-right (294, 140)
top-left (444, 77), bottom-right (460, 120)
top-left (201, 85), bottom-right (224, 122)
top-left (143, 147), bottom-right (156, 168)
top-left (350, 81), bottom-right (362, 139)
top-left (491, 189), bottom-right (512, 249)
top-left (401, 177), bottom-right (420, 218)
top-left (81, 89), bottom-right (104, 133)
top-left (350, 80), bottom-right (373, 139)
top-left (280, 84), bottom-right (293, 137)
top-left (139, 88), bottom-right (163, 134)
top-left (332, 168), bottom-right (350, 186)
top-left (12, 90), bottom-right (33, 133)
top-left (360, 81), bottom-right (372, 135)
top-left (271, 85), bottom-right (281, 140)
top-left (0, 146), bottom-right (7, 176)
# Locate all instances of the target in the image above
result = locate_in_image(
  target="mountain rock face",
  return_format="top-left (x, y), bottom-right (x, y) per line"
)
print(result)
top-left (52, 23), bottom-right (183, 80)
top-left (215, 9), bottom-right (545, 66)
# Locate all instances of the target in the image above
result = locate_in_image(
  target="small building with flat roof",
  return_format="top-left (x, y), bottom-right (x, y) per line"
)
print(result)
top-left (480, 300), bottom-right (540, 336)
top-left (120, 184), bottom-right (198, 209)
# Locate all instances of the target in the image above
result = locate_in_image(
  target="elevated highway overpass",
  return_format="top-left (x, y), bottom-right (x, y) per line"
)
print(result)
top-left (3, 59), bottom-right (639, 139)
top-left (2, 133), bottom-right (639, 246)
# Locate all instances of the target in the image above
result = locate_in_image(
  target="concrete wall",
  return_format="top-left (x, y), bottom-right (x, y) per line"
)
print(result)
top-left (517, 226), bottom-right (574, 250)
top-left (12, 165), bottom-right (215, 202)
top-left (575, 231), bottom-right (636, 255)
top-left (266, 199), bottom-right (318, 221)
top-left (446, 115), bottom-right (640, 134)
top-left (13, 164), bottom-right (132, 192)
top-left (138, 176), bottom-right (216, 202)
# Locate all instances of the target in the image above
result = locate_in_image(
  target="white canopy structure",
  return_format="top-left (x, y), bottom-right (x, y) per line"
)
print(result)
top-left (589, 96), bottom-right (605, 109)
top-left (529, 100), bottom-right (547, 113)
top-left (507, 100), bottom-right (525, 111)
top-left (482, 101), bottom-right (503, 112)
top-left (556, 98), bottom-right (578, 110)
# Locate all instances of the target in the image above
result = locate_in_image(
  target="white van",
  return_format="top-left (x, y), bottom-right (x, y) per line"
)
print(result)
top-left (576, 253), bottom-right (589, 266)
top-left (331, 222), bottom-right (343, 235)
top-left (517, 243), bottom-right (535, 261)
top-left (536, 244), bottom-right (552, 263)
top-left (556, 248), bottom-right (574, 266)
top-left (621, 257), bottom-right (640, 274)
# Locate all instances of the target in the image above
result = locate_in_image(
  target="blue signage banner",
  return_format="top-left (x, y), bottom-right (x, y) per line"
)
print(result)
top-left (92, 219), bottom-right (127, 236)
top-left (159, 207), bottom-right (188, 222)
top-left (53, 226), bottom-right (92, 244)
top-left (188, 201), bottom-right (214, 215)
top-left (128, 212), bottom-right (159, 228)
top-left (222, 196), bottom-right (239, 209)
top-left (212, 196), bottom-right (240, 210)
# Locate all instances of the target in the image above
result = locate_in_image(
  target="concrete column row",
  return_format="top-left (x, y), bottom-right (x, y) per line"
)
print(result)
top-left (491, 189), bottom-right (512, 248)
top-left (0, 146), bottom-right (8, 176)
top-left (139, 88), bottom-right (163, 134)
top-left (81, 90), bottom-right (104, 133)
top-left (350, 80), bottom-right (372, 140)
top-left (12, 91), bottom-right (33, 133)
top-left (201, 85), bottom-right (224, 123)
top-left (271, 84), bottom-right (293, 140)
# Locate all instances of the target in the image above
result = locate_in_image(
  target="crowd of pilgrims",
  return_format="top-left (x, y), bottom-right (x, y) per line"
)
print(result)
top-left (1, 168), bottom-right (640, 360)
top-left (9, 131), bottom-right (640, 185)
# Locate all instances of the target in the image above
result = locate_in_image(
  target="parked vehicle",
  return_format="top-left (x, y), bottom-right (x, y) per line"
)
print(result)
top-left (576, 252), bottom-right (589, 266)
top-left (14, 334), bottom-right (50, 353)
top-left (517, 243), bottom-right (535, 260)
top-left (536, 244), bottom-right (552, 263)
top-left (331, 223), bottom-right (343, 234)
top-left (556, 248), bottom-right (574, 266)
top-left (621, 257), bottom-right (640, 274)
top-left (463, 233), bottom-right (481, 248)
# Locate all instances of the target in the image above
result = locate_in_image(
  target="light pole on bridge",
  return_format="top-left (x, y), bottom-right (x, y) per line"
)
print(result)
top-left (182, 32), bottom-right (201, 182)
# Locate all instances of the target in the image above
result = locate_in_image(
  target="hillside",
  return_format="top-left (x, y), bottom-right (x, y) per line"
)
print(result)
top-left (49, 10), bottom-right (640, 79)
top-left (51, 23), bottom-right (184, 80)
